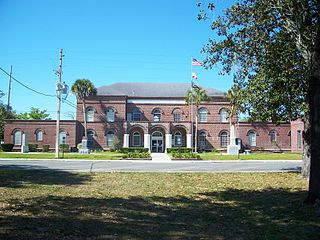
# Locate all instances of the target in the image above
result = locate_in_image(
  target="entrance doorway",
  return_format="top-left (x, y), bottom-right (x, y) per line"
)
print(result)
top-left (151, 131), bottom-right (163, 153)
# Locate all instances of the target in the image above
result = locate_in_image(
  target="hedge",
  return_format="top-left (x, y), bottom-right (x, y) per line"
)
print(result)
top-left (28, 144), bottom-right (38, 152)
top-left (167, 147), bottom-right (192, 154)
top-left (1, 144), bottom-right (14, 152)
top-left (120, 147), bottom-right (149, 154)
top-left (59, 144), bottom-right (70, 152)
top-left (42, 144), bottom-right (50, 152)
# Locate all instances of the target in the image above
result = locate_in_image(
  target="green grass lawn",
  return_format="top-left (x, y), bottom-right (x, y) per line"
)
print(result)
top-left (0, 151), bottom-right (124, 160)
top-left (0, 170), bottom-right (318, 239)
top-left (200, 152), bottom-right (303, 160)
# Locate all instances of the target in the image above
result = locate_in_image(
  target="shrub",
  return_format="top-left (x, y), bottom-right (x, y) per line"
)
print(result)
top-left (1, 143), bottom-right (14, 152)
top-left (28, 143), bottom-right (38, 152)
top-left (120, 147), bottom-right (149, 154)
top-left (167, 147), bottom-right (192, 154)
top-left (59, 144), bottom-right (70, 152)
top-left (42, 144), bottom-right (50, 152)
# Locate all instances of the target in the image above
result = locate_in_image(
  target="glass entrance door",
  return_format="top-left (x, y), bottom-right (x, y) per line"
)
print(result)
top-left (151, 131), bottom-right (164, 153)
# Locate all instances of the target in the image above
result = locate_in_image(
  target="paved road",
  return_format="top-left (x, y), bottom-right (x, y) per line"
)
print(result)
top-left (0, 159), bottom-right (302, 173)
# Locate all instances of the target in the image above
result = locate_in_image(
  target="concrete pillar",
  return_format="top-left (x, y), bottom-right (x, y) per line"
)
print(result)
top-left (186, 134), bottom-right (192, 148)
top-left (165, 134), bottom-right (172, 153)
top-left (123, 134), bottom-right (129, 148)
top-left (230, 125), bottom-right (236, 145)
top-left (144, 134), bottom-right (150, 152)
top-left (21, 133), bottom-right (29, 153)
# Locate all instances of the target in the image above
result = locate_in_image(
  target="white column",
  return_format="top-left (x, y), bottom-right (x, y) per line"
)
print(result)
top-left (123, 134), bottom-right (129, 148)
top-left (165, 134), bottom-right (172, 153)
top-left (230, 124), bottom-right (236, 145)
top-left (144, 134), bottom-right (150, 152)
top-left (186, 134), bottom-right (192, 148)
top-left (21, 133), bottom-right (29, 153)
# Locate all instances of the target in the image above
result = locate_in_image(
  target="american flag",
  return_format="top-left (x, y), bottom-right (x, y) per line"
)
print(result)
top-left (192, 71), bottom-right (198, 80)
top-left (192, 58), bottom-right (202, 66)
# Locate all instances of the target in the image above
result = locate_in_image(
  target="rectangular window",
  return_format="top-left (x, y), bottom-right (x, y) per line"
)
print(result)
top-left (133, 135), bottom-right (141, 146)
top-left (297, 130), bottom-right (302, 149)
top-left (173, 113), bottom-right (181, 122)
top-left (133, 112), bottom-right (141, 121)
top-left (127, 113), bottom-right (132, 121)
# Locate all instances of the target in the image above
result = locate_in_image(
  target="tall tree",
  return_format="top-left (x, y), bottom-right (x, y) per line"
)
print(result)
top-left (186, 86), bottom-right (210, 151)
top-left (17, 107), bottom-right (50, 120)
top-left (71, 79), bottom-right (97, 139)
top-left (198, 0), bottom-right (319, 203)
top-left (0, 103), bottom-right (16, 140)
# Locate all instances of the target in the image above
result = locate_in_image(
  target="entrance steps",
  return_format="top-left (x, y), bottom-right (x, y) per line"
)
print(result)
top-left (151, 153), bottom-right (172, 162)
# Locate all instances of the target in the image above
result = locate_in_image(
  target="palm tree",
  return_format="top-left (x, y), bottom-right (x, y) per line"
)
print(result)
top-left (71, 79), bottom-right (97, 139)
top-left (225, 84), bottom-right (242, 145)
top-left (186, 86), bottom-right (209, 152)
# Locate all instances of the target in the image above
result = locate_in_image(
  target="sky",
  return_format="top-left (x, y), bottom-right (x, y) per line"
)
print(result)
top-left (0, 0), bottom-right (234, 119)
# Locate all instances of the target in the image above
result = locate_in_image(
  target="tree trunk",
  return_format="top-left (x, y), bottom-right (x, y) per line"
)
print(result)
top-left (302, 116), bottom-right (311, 178)
top-left (82, 100), bottom-right (87, 140)
top-left (304, 21), bottom-right (320, 203)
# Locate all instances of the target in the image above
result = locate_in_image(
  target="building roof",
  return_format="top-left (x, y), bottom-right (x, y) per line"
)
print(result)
top-left (97, 82), bottom-right (225, 97)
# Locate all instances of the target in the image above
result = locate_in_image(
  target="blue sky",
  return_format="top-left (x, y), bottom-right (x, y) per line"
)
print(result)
top-left (0, 0), bottom-right (234, 119)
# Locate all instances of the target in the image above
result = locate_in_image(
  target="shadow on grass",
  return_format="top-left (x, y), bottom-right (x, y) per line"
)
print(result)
top-left (1, 188), bottom-right (319, 239)
top-left (0, 168), bottom-right (91, 188)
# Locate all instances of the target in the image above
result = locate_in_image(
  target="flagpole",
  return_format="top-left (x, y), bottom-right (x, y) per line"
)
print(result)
top-left (190, 57), bottom-right (194, 153)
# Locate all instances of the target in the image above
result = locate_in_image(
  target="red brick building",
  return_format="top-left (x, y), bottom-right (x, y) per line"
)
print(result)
top-left (4, 82), bottom-right (304, 152)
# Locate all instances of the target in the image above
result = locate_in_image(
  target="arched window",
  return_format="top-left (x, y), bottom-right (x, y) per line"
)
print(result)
top-left (153, 109), bottom-right (161, 122)
top-left (220, 108), bottom-right (229, 123)
top-left (269, 130), bottom-right (277, 142)
top-left (199, 131), bottom-right (207, 149)
top-left (173, 109), bottom-right (182, 122)
top-left (13, 129), bottom-right (22, 145)
top-left (199, 108), bottom-right (207, 123)
top-left (86, 107), bottom-right (95, 122)
top-left (248, 131), bottom-right (256, 147)
top-left (106, 108), bottom-right (115, 122)
top-left (59, 130), bottom-right (67, 144)
top-left (36, 129), bottom-right (43, 142)
top-left (106, 131), bottom-right (115, 147)
top-left (132, 109), bottom-right (141, 121)
top-left (132, 132), bottom-right (141, 146)
top-left (220, 131), bottom-right (228, 148)
top-left (174, 131), bottom-right (182, 146)
top-left (87, 130), bottom-right (95, 148)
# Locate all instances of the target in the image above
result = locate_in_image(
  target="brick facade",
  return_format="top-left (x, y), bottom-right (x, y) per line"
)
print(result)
top-left (3, 83), bottom-right (304, 153)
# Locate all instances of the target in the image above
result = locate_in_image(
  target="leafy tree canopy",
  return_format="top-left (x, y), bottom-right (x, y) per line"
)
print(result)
top-left (198, 0), bottom-right (317, 123)
top-left (17, 107), bottom-right (50, 120)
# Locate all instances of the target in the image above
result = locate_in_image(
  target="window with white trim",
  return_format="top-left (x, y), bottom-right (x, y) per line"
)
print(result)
top-left (153, 109), bottom-right (161, 122)
top-left (106, 108), bottom-right (115, 122)
top-left (248, 131), bottom-right (256, 147)
top-left (174, 132), bottom-right (182, 146)
top-left (36, 129), bottom-right (43, 142)
top-left (132, 132), bottom-right (141, 146)
top-left (86, 108), bottom-right (95, 122)
top-left (13, 129), bottom-right (22, 145)
top-left (199, 108), bottom-right (207, 123)
top-left (220, 109), bottom-right (229, 123)
top-left (133, 109), bottom-right (141, 121)
top-left (220, 131), bottom-right (228, 148)
top-left (59, 130), bottom-right (67, 144)
top-left (199, 131), bottom-right (207, 149)
top-left (106, 131), bottom-right (115, 147)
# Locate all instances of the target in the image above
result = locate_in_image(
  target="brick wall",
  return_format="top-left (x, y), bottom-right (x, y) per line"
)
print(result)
top-left (236, 122), bottom-right (291, 151)
top-left (4, 120), bottom-right (78, 150)
top-left (290, 119), bottom-right (304, 152)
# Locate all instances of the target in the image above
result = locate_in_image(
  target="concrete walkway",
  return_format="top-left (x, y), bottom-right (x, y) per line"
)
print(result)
top-left (151, 153), bottom-right (172, 162)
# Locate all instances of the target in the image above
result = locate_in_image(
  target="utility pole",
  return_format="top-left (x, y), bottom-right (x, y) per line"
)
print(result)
top-left (55, 49), bottom-right (63, 158)
top-left (7, 65), bottom-right (12, 111)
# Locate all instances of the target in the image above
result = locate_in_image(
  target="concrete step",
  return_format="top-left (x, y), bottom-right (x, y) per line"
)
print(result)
top-left (151, 153), bottom-right (171, 162)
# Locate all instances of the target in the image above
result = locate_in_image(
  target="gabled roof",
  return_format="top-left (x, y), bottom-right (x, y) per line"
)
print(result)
top-left (97, 82), bottom-right (225, 97)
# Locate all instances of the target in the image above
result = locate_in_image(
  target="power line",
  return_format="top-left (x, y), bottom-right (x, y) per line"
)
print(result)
top-left (0, 67), bottom-right (56, 98)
